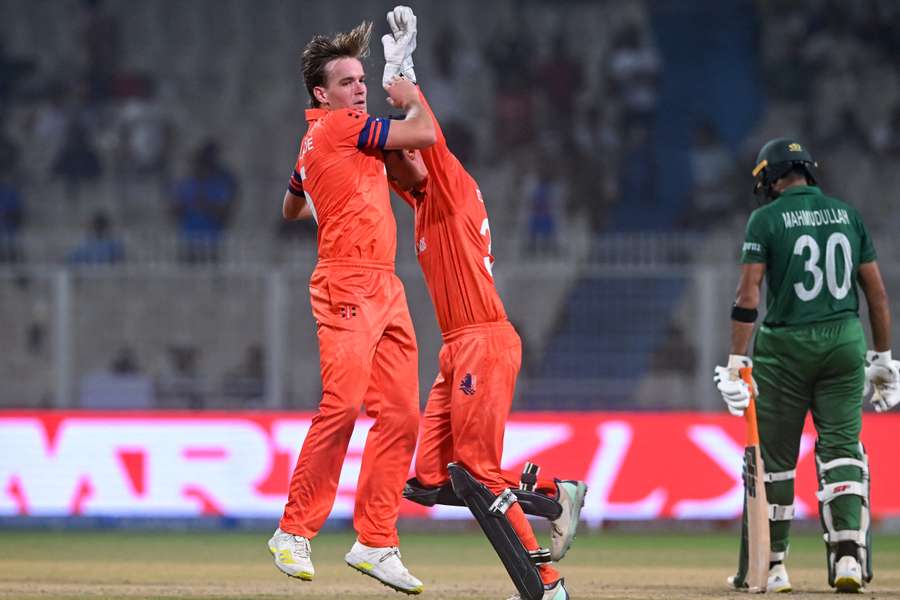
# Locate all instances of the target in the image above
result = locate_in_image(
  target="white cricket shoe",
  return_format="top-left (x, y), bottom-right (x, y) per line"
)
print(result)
top-left (767, 563), bottom-right (792, 593)
top-left (506, 577), bottom-right (569, 600)
top-left (550, 480), bottom-right (587, 561)
top-left (726, 564), bottom-right (792, 593)
top-left (345, 540), bottom-right (424, 595)
top-left (267, 528), bottom-right (314, 580)
top-left (834, 555), bottom-right (863, 593)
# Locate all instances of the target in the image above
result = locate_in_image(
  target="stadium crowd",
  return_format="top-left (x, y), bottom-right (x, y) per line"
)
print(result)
top-left (0, 0), bottom-right (898, 409)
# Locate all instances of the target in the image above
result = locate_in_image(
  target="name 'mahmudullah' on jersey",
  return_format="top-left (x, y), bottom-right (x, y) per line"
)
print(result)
top-left (781, 207), bottom-right (850, 229)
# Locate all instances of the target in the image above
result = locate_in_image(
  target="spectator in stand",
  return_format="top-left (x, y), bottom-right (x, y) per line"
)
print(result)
top-left (156, 343), bottom-right (203, 409)
top-left (79, 0), bottom-right (120, 102)
top-left (683, 121), bottom-right (736, 231)
top-left (537, 33), bottom-right (583, 140)
top-left (619, 124), bottom-right (657, 207)
top-left (606, 24), bottom-right (660, 136)
top-left (572, 105), bottom-right (620, 233)
top-left (0, 37), bottom-right (36, 110)
top-left (223, 344), bottom-right (265, 404)
top-left (0, 131), bottom-right (24, 263)
top-left (425, 27), bottom-right (477, 165)
top-left (66, 211), bottom-right (125, 265)
top-left (484, 16), bottom-right (536, 157)
top-left (820, 107), bottom-right (871, 155)
top-left (873, 103), bottom-right (900, 158)
top-left (116, 81), bottom-right (173, 183)
top-left (51, 121), bottom-right (103, 195)
top-left (170, 139), bottom-right (237, 263)
top-left (109, 345), bottom-right (140, 375)
top-left (522, 153), bottom-right (563, 256)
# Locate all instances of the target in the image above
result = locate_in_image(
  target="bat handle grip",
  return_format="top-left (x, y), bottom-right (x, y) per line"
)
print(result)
top-left (740, 367), bottom-right (760, 445)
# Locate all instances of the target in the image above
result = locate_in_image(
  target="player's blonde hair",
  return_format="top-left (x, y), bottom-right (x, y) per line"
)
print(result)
top-left (302, 21), bottom-right (372, 108)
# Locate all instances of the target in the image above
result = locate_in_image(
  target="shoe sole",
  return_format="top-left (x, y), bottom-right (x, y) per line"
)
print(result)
top-left (769, 584), bottom-right (792, 593)
top-left (346, 560), bottom-right (424, 595)
top-left (553, 482), bottom-right (588, 562)
top-left (267, 543), bottom-right (314, 581)
top-left (834, 576), bottom-right (862, 593)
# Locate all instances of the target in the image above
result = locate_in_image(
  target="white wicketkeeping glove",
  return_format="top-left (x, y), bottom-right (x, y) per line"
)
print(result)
top-left (713, 354), bottom-right (757, 417)
top-left (864, 350), bottom-right (900, 412)
top-left (382, 5), bottom-right (417, 88)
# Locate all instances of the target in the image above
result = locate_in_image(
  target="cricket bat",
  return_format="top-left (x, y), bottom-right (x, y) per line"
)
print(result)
top-left (741, 367), bottom-right (770, 593)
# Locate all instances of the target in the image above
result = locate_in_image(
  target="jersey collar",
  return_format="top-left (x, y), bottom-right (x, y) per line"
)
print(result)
top-left (779, 185), bottom-right (821, 198)
top-left (305, 108), bottom-right (329, 123)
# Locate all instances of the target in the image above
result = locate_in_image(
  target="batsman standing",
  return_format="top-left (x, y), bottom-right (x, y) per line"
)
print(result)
top-left (714, 138), bottom-right (900, 593)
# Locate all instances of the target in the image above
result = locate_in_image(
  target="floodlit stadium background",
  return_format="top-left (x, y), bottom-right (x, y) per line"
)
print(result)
top-left (1, 0), bottom-right (900, 523)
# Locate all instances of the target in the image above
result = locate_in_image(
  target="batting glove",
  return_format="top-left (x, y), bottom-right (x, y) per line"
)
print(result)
top-left (865, 350), bottom-right (900, 412)
top-left (713, 354), bottom-right (757, 417)
top-left (382, 5), bottom-right (417, 87)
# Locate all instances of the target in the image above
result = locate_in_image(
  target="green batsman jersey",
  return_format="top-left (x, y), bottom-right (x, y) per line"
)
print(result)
top-left (740, 185), bottom-right (876, 327)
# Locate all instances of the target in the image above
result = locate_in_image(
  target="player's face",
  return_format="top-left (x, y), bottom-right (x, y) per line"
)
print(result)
top-left (318, 57), bottom-right (367, 112)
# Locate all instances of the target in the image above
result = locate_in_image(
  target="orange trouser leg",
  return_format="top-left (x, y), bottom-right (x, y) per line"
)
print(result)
top-left (418, 324), bottom-right (559, 584)
top-left (280, 319), bottom-right (375, 538)
top-left (414, 345), bottom-right (454, 488)
top-left (354, 281), bottom-right (419, 547)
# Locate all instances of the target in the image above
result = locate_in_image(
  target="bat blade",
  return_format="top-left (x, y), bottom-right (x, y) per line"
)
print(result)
top-left (741, 366), bottom-right (770, 593)
top-left (744, 443), bottom-right (770, 593)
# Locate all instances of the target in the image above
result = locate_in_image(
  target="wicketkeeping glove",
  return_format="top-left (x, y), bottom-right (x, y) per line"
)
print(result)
top-left (713, 354), bottom-right (757, 417)
top-left (382, 5), bottom-right (417, 88)
top-left (864, 350), bottom-right (900, 412)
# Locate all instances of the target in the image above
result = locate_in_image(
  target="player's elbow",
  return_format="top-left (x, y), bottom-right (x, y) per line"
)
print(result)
top-left (283, 189), bottom-right (309, 220)
top-left (407, 119), bottom-right (437, 149)
top-left (735, 287), bottom-right (760, 310)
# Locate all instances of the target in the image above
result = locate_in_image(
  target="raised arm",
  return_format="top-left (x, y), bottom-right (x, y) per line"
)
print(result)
top-left (382, 76), bottom-right (435, 149)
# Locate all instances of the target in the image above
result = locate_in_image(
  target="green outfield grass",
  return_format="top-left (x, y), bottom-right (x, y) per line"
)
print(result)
top-left (1, 528), bottom-right (899, 599)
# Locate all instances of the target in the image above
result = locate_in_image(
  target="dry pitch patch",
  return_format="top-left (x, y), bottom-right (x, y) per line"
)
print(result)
top-left (0, 529), bottom-right (898, 599)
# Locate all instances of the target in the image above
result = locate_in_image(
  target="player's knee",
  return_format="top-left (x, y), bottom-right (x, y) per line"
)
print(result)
top-left (318, 397), bottom-right (363, 427)
top-left (386, 408), bottom-right (419, 439)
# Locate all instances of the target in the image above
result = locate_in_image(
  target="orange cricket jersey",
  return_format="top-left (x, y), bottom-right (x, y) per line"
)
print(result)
top-left (288, 108), bottom-right (396, 263)
top-left (394, 90), bottom-right (507, 333)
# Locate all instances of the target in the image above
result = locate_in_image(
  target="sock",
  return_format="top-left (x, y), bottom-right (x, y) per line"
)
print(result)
top-left (836, 541), bottom-right (857, 559)
top-left (506, 503), bottom-right (560, 584)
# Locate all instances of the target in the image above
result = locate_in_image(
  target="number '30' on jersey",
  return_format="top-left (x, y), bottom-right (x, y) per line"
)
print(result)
top-left (741, 185), bottom-right (876, 327)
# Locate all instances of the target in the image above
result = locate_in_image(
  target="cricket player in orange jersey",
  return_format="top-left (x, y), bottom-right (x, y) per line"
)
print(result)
top-left (380, 8), bottom-right (585, 600)
top-left (267, 21), bottom-right (436, 595)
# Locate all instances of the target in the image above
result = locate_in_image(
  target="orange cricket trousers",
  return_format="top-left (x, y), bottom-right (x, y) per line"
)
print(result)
top-left (414, 320), bottom-right (559, 583)
top-left (280, 259), bottom-right (419, 547)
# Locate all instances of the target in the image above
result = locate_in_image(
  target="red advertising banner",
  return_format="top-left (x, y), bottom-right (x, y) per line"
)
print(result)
top-left (1, 411), bottom-right (897, 522)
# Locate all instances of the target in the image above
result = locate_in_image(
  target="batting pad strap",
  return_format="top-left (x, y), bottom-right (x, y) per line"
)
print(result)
top-left (764, 469), bottom-right (795, 483)
top-left (817, 457), bottom-right (868, 474)
top-left (816, 481), bottom-right (867, 503)
top-left (519, 462), bottom-right (539, 492)
top-left (528, 548), bottom-right (552, 565)
top-left (490, 489), bottom-right (518, 516)
top-left (824, 530), bottom-right (866, 545)
top-left (768, 504), bottom-right (795, 521)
